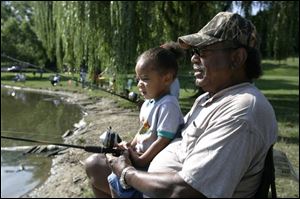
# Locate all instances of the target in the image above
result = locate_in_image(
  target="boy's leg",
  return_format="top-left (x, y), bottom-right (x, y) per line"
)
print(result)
top-left (109, 184), bottom-right (119, 198)
top-left (107, 172), bottom-right (142, 198)
top-left (91, 183), bottom-right (112, 198)
top-left (84, 154), bottom-right (112, 197)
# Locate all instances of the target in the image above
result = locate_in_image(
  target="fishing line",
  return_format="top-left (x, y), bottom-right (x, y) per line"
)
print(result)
top-left (1, 130), bottom-right (65, 141)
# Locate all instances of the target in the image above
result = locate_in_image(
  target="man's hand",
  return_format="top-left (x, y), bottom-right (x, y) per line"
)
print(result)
top-left (106, 150), bottom-right (133, 177)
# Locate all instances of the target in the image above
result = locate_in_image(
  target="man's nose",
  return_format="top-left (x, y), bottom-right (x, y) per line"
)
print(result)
top-left (191, 54), bottom-right (201, 64)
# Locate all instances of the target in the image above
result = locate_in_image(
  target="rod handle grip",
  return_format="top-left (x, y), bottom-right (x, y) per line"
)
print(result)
top-left (84, 146), bottom-right (122, 156)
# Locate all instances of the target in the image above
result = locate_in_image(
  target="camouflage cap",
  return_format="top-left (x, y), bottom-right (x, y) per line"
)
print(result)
top-left (178, 12), bottom-right (259, 49)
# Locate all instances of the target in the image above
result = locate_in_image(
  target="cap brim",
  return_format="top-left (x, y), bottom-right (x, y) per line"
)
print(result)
top-left (178, 32), bottom-right (220, 49)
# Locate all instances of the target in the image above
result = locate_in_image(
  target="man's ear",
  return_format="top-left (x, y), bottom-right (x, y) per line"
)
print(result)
top-left (232, 48), bottom-right (248, 68)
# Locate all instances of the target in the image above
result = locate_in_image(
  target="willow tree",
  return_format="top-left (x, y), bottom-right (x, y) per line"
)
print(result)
top-left (51, 2), bottom-right (108, 77)
top-left (272, 1), bottom-right (299, 60)
top-left (32, 2), bottom-right (212, 74)
top-left (31, 1), bottom-right (237, 76)
top-left (110, 1), bottom-right (139, 90)
top-left (32, 1), bottom-right (56, 70)
top-left (52, 2), bottom-right (85, 72)
top-left (241, 1), bottom-right (299, 60)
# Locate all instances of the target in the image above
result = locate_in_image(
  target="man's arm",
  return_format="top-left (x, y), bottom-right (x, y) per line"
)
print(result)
top-left (126, 169), bottom-right (206, 198)
top-left (107, 151), bottom-right (206, 198)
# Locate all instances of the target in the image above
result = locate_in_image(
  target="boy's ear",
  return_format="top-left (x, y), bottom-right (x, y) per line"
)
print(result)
top-left (163, 72), bottom-right (174, 85)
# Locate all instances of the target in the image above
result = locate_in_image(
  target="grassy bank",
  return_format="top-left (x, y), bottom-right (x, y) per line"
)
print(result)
top-left (259, 58), bottom-right (299, 197)
top-left (1, 57), bottom-right (299, 197)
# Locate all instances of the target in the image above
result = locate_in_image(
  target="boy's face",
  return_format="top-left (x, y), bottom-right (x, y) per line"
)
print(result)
top-left (135, 58), bottom-right (170, 100)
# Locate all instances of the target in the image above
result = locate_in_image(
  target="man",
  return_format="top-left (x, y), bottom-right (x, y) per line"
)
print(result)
top-left (84, 12), bottom-right (277, 198)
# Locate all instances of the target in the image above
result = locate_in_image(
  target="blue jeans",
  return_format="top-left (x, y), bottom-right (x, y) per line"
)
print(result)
top-left (107, 172), bottom-right (143, 198)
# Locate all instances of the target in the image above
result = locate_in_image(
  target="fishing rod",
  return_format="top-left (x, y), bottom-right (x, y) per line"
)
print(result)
top-left (1, 53), bottom-right (39, 68)
top-left (1, 53), bottom-right (54, 74)
top-left (96, 85), bottom-right (139, 103)
top-left (1, 135), bottom-right (122, 156)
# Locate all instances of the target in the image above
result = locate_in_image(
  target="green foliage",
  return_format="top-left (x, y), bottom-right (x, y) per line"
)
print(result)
top-left (32, 2), bottom-right (55, 62)
top-left (251, 1), bottom-right (299, 60)
top-left (1, 1), bottom-right (47, 66)
top-left (26, 1), bottom-right (238, 90)
top-left (1, 1), bottom-right (299, 86)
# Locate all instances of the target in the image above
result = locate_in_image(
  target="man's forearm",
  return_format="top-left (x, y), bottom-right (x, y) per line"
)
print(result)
top-left (125, 169), bottom-right (205, 198)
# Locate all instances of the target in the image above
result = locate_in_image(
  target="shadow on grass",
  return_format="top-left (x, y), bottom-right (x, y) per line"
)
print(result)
top-left (265, 93), bottom-right (299, 124)
top-left (179, 95), bottom-right (197, 115)
top-left (255, 79), bottom-right (299, 90)
top-left (262, 61), bottom-right (298, 72)
top-left (277, 135), bottom-right (299, 145)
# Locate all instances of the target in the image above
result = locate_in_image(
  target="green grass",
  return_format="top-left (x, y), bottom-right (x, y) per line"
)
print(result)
top-left (258, 58), bottom-right (299, 198)
top-left (1, 57), bottom-right (299, 197)
top-left (262, 57), bottom-right (299, 76)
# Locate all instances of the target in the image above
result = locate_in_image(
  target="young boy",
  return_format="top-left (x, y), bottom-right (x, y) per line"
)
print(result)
top-left (107, 46), bottom-right (184, 197)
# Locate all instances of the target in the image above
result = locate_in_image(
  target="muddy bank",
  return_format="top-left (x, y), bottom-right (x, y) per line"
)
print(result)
top-left (2, 86), bottom-right (140, 198)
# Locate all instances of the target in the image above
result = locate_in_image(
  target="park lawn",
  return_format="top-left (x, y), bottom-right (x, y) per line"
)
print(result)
top-left (1, 57), bottom-right (299, 197)
top-left (257, 58), bottom-right (299, 198)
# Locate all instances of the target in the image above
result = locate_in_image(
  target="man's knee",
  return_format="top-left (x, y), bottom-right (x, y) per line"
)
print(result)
top-left (84, 154), bottom-right (109, 177)
top-left (84, 154), bottom-right (112, 194)
top-left (84, 154), bottom-right (104, 171)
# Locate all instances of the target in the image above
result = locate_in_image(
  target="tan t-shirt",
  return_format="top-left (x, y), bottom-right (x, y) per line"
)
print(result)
top-left (148, 83), bottom-right (278, 198)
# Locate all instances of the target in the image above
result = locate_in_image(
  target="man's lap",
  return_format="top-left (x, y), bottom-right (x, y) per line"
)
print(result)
top-left (148, 138), bottom-right (183, 173)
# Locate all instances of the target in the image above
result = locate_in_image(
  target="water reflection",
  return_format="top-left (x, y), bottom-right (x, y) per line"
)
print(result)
top-left (11, 90), bottom-right (26, 103)
top-left (1, 87), bottom-right (82, 197)
top-left (1, 151), bottom-right (52, 198)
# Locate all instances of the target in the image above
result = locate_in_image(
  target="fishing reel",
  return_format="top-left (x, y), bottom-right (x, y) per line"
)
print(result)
top-left (128, 91), bottom-right (138, 102)
top-left (99, 126), bottom-right (122, 149)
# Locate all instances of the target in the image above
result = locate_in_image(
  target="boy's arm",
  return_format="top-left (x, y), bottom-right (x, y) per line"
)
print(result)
top-left (130, 134), bottom-right (138, 147)
top-left (129, 136), bottom-right (171, 168)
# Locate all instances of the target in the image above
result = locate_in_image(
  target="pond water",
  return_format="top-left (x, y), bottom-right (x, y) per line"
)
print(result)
top-left (1, 87), bottom-right (83, 198)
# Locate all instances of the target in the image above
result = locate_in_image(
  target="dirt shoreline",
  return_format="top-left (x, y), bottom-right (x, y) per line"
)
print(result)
top-left (2, 85), bottom-right (140, 198)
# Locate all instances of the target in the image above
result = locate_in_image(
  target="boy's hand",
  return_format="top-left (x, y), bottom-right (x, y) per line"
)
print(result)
top-left (116, 141), bottom-right (130, 150)
top-left (128, 147), bottom-right (143, 167)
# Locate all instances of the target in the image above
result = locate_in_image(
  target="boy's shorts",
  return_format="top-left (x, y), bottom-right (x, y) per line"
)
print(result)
top-left (107, 172), bottom-right (143, 198)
